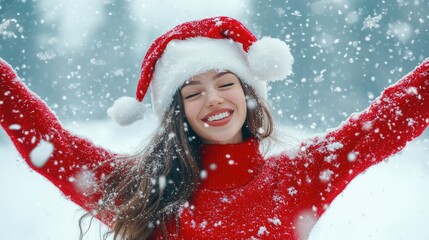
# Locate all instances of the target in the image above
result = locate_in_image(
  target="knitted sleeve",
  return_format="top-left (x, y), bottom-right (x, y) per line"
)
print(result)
top-left (0, 58), bottom-right (114, 225)
top-left (277, 59), bottom-right (429, 218)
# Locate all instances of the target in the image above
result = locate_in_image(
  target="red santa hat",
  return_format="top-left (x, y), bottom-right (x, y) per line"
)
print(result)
top-left (107, 16), bottom-right (294, 126)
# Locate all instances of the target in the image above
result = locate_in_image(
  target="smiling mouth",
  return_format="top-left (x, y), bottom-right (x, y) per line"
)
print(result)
top-left (202, 109), bottom-right (234, 124)
top-left (207, 111), bottom-right (231, 122)
top-left (202, 110), bottom-right (234, 127)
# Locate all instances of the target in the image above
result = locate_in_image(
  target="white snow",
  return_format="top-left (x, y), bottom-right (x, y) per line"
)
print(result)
top-left (200, 170), bottom-right (208, 180)
top-left (159, 175), bottom-right (166, 190)
top-left (90, 58), bottom-right (106, 66)
top-left (214, 221), bottom-right (222, 227)
top-left (246, 97), bottom-right (257, 109)
top-left (0, 19), bottom-right (22, 39)
top-left (326, 142), bottom-right (343, 152)
top-left (36, 50), bottom-right (57, 61)
top-left (406, 87), bottom-right (418, 95)
top-left (8, 124), bottom-right (21, 130)
top-left (29, 139), bottom-right (54, 168)
top-left (113, 68), bottom-right (125, 77)
top-left (287, 186), bottom-right (298, 196)
top-left (362, 121), bottom-right (373, 131)
top-left (345, 11), bottom-right (359, 25)
top-left (319, 169), bottom-right (334, 182)
top-left (209, 163), bottom-right (217, 170)
top-left (1, 117), bottom-right (429, 239)
top-left (199, 220), bottom-right (207, 229)
top-left (296, 210), bottom-right (318, 240)
top-left (74, 169), bottom-right (97, 194)
top-left (347, 151), bottom-right (358, 162)
top-left (268, 217), bottom-right (282, 226)
top-left (361, 14), bottom-right (382, 30)
top-left (387, 21), bottom-right (413, 43)
top-left (257, 226), bottom-right (268, 236)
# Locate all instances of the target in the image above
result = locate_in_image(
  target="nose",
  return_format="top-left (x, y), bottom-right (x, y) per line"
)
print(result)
top-left (204, 90), bottom-right (224, 107)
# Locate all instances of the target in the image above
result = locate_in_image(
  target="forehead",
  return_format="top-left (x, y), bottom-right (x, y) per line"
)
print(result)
top-left (182, 71), bottom-right (234, 87)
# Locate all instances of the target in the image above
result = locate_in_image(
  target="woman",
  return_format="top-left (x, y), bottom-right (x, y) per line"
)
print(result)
top-left (1, 16), bottom-right (428, 240)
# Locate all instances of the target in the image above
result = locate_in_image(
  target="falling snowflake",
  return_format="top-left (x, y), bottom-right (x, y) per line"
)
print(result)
top-left (30, 140), bottom-right (54, 168)
top-left (8, 124), bottom-right (21, 130)
top-left (74, 169), bottom-right (97, 194)
top-left (0, 19), bottom-right (22, 38)
top-left (362, 121), bottom-right (373, 131)
top-left (326, 142), bottom-right (343, 152)
top-left (214, 221), bottom-right (222, 227)
top-left (314, 69), bottom-right (326, 83)
top-left (387, 21), bottom-right (413, 43)
top-left (246, 97), bottom-right (257, 109)
top-left (275, 7), bottom-right (286, 17)
top-left (159, 175), bottom-right (166, 190)
top-left (37, 50), bottom-right (57, 61)
top-left (200, 170), bottom-right (208, 179)
top-left (288, 187), bottom-right (298, 196)
top-left (319, 169), bottom-right (334, 182)
top-left (347, 152), bottom-right (358, 162)
top-left (257, 226), bottom-right (269, 236)
top-left (407, 118), bottom-right (415, 127)
top-left (199, 220), bottom-right (207, 229)
top-left (90, 58), bottom-right (106, 65)
top-left (113, 68), bottom-right (125, 77)
top-left (268, 217), bottom-right (282, 226)
top-left (291, 10), bottom-right (302, 17)
top-left (406, 87), bottom-right (418, 95)
top-left (361, 15), bottom-right (382, 30)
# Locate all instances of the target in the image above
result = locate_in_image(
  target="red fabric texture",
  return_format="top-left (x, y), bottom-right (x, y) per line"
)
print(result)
top-left (1, 58), bottom-right (429, 239)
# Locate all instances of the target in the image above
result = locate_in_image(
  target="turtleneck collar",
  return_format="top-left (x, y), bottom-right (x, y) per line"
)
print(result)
top-left (199, 138), bottom-right (264, 191)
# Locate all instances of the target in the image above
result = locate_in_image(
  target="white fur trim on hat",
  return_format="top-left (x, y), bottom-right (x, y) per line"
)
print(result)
top-left (150, 38), bottom-right (267, 117)
top-left (107, 96), bottom-right (146, 126)
top-left (247, 37), bottom-right (294, 81)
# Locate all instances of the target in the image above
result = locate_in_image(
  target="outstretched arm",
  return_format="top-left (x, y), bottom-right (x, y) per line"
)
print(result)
top-left (282, 59), bottom-right (429, 217)
top-left (0, 58), bottom-right (115, 225)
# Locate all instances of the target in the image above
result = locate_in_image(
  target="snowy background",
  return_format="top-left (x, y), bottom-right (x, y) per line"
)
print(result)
top-left (1, 0), bottom-right (429, 239)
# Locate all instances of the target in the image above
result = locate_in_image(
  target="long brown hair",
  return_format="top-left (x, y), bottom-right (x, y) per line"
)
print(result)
top-left (80, 80), bottom-right (275, 240)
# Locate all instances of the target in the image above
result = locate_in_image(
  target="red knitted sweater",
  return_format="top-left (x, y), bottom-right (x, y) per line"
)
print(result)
top-left (1, 58), bottom-right (429, 239)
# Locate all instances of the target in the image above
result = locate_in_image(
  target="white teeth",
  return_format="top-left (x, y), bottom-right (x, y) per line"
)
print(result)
top-left (207, 111), bottom-right (230, 122)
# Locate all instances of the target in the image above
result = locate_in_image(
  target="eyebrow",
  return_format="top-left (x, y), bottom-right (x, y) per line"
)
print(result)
top-left (181, 71), bottom-right (232, 89)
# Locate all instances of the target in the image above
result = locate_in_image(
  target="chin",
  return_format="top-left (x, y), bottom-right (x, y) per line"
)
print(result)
top-left (202, 132), bottom-right (242, 144)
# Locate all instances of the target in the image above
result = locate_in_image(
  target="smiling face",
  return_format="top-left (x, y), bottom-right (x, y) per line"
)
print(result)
top-left (180, 71), bottom-right (247, 144)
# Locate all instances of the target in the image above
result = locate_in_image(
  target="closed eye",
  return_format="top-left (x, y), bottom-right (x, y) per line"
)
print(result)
top-left (185, 93), bottom-right (200, 99)
top-left (220, 83), bottom-right (234, 88)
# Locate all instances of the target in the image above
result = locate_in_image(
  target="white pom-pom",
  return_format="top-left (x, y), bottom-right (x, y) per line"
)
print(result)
top-left (247, 37), bottom-right (294, 81)
top-left (107, 96), bottom-right (145, 126)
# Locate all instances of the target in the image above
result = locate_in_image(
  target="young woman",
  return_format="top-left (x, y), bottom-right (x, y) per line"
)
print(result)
top-left (1, 16), bottom-right (428, 240)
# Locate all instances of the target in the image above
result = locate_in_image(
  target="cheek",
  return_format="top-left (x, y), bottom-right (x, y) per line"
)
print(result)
top-left (184, 101), bottom-right (200, 123)
top-left (233, 90), bottom-right (247, 112)
top-left (183, 103), bottom-right (193, 120)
